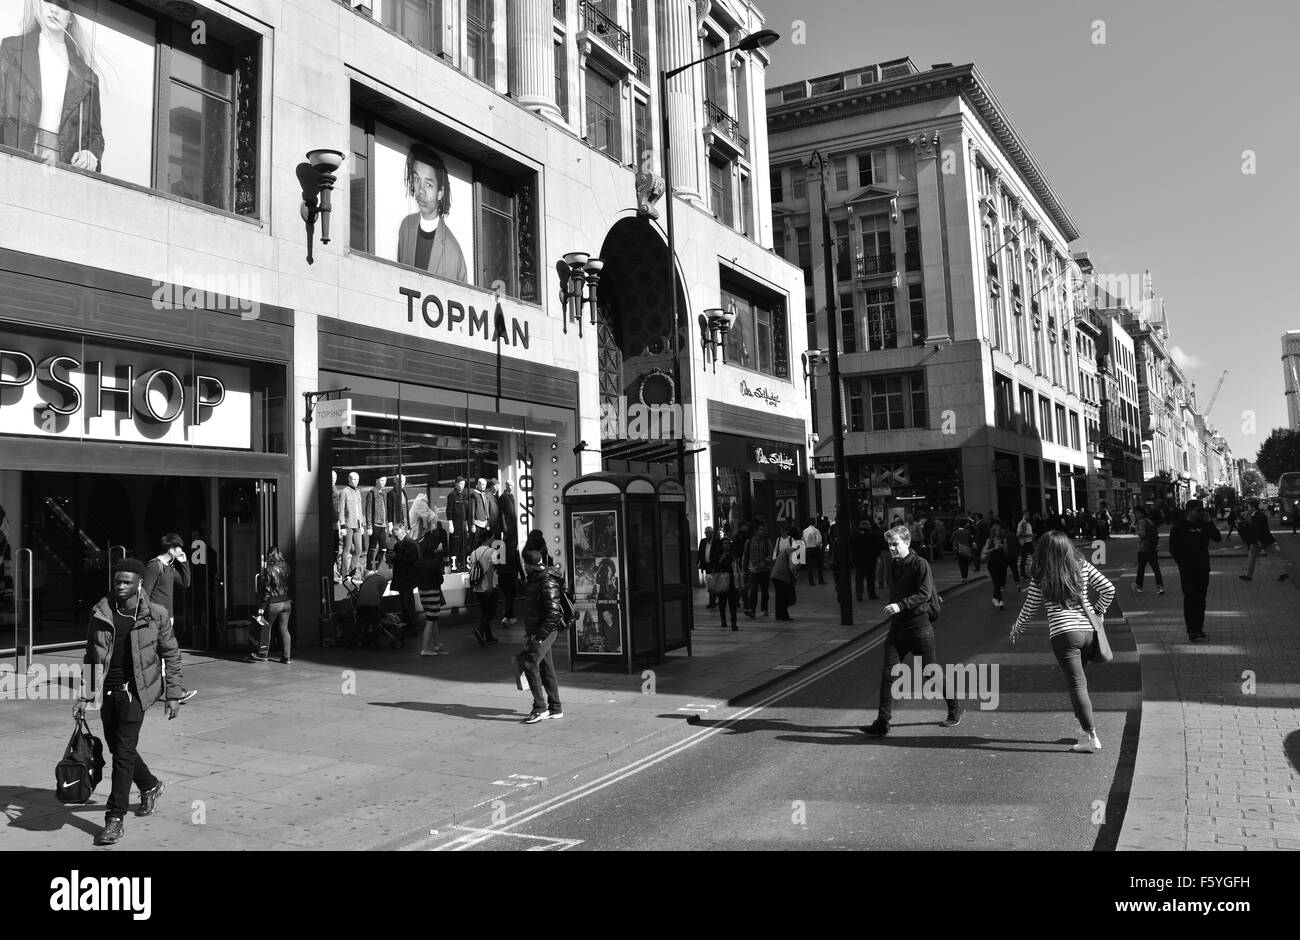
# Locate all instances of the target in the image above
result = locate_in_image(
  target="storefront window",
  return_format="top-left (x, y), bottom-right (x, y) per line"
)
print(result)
top-left (721, 274), bottom-right (790, 379)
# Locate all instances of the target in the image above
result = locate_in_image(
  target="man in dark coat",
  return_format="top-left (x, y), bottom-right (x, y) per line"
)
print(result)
top-left (697, 526), bottom-right (721, 608)
top-left (498, 481), bottom-right (519, 545)
top-left (486, 479), bottom-right (503, 540)
top-left (1169, 500), bottom-right (1221, 642)
top-left (850, 519), bottom-right (880, 601)
top-left (518, 549), bottom-right (565, 724)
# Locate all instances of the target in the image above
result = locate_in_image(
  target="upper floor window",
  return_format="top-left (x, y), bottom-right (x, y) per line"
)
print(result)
top-left (896, 146), bottom-right (915, 182)
top-left (721, 275), bottom-right (790, 380)
top-left (868, 372), bottom-right (927, 431)
top-left (865, 287), bottom-right (896, 350)
top-left (796, 226), bottom-right (812, 286)
top-left (791, 167), bottom-right (807, 200)
top-left (994, 373), bottom-right (1015, 431)
top-left (709, 157), bottom-right (733, 227)
top-left (350, 100), bottom-right (538, 302)
top-left (383, 0), bottom-right (444, 56)
top-left (466, 0), bottom-right (495, 83)
top-left (584, 65), bottom-right (621, 161)
top-left (832, 156), bottom-right (848, 190)
top-left (839, 291), bottom-right (856, 355)
top-left (857, 150), bottom-right (886, 187)
top-left (770, 169), bottom-right (783, 204)
top-left (0, 0), bottom-right (261, 216)
top-left (834, 220), bottom-right (851, 282)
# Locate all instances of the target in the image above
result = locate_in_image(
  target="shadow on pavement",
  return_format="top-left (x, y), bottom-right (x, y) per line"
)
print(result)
top-left (367, 701), bottom-right (522, 722)
top-left (1286, 730), bottom-right (1300, 775)
top-left (0, 786), bottom-right (103, 838)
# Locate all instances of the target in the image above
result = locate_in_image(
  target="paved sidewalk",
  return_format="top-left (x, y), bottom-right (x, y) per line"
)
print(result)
top-left (2, 563), bottom-right (978, 851)
top-left (1118, 533), bottom-right (1300, 851)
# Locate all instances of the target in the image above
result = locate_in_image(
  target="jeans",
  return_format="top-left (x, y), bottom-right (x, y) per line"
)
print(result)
top-left (988, 553), bottom-right (1015, 600)
top-left (501, 570), bottom-right (519, 619)
top-left (807, 547), bottom-right (825, 585)
top-left (1017, 542), bottom-right (1033, 580)
top-left (340, 527), bottom-right (364, 579)
top-left (773, 579), bottom-right (795, 619)
top-left (476, 589), bottom-right (498, 636)
top-left (717, 587), bottom-right (738, 627)
top-left (745, 571), bottom-right (770, 614)
top-left (956, 551), bottom-right (970, 580)
top-left (1179, 566), bottom-right (1210, 636)
top-left (1049, 629), bottom-right (1096, 733)
top-left (855, 559), bottom-right (879, 599)
top-left (256, 600), bottom-right (292, 659)
top-left (876, 628), bottom-right (959, 722)
top-left (101, 687), bottom-right (158, 819)
top-left (1135, 550), bottom-right (1163, 588)
top-left (520, 631), bottom-right (562, 712)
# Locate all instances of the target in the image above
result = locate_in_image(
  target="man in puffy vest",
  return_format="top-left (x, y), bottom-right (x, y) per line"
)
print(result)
top-left (518, 549), bottom-right (565, 724)
top-left (76, 558), bottom-right (183, 846)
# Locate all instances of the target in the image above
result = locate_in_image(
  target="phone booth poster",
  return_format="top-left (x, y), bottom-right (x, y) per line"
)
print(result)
top-left (571, 511), bottom-right (622, 656)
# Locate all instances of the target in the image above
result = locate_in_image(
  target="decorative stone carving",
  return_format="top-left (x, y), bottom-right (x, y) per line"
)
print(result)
top-left (729, 27), bottom-right (744, 46)
top-left (907, 129), bottom-right (940, 160)
top-left (695, 0), bottom-right (712, 38)
top-left (636, 169), bottom-right (666, 219)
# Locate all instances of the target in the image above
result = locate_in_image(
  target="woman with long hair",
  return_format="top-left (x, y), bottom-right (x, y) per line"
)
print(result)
top-left (1, 0), bottom-right (105, 169)
top-left (254, 546), bottom-right (292, 664)
top-left (522, 528), bottom-right (552, 567)
top-left (414, 516), bottom-right (446, 656)
top-left (1010, 531), bottom-right (1116, 752)
top-left (710, 537), bottom-right (742, 631)
top-left (981, 522), bottom-right (1018, 609)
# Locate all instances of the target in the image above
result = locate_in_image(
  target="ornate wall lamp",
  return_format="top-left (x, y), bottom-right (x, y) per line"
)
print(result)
top-left (297, 149), bottom-right (345, 265)
top-left (556, 252), bottom-right (604, 337)
top-left (698, 306), bottom-right (736, 372)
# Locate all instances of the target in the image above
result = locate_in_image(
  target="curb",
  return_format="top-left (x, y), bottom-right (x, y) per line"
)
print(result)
top-left (370, 575), bottom-right (988, 850)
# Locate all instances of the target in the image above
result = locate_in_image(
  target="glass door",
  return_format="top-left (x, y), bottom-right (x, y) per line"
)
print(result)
top-left (218, 479), bottom-right (276, 650)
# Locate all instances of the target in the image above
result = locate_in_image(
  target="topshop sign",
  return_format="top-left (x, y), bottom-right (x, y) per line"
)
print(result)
top-left (0, 340), bottom-right (250, 449)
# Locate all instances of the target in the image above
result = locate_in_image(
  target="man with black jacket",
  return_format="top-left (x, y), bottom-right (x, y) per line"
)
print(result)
top-left (1169, 499), bottom-right (1221, 642)
top-left (697, 526), bottom-right (720, 608)
top-left (387, 522), bottom-right (423, 636)
top-left (850, 520), bottom-right (880, 601)
top-left (861, 525), bottom-right (961, 735)
top-left (1240, 497), bottom-right (1291, 582)
top-left (518, 549), bottom-right (564, 724)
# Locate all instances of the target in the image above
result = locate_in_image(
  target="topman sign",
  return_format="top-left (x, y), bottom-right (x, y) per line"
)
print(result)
top-left (400, 286), bottom-right (531, 349)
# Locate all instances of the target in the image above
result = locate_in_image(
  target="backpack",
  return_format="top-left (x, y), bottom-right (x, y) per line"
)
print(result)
top-left (556, 580), bottom-right (576, 627)
top-left (468, 550), bottom-right (487, 591)
top-left (55, 716), bottom-right (105, 804)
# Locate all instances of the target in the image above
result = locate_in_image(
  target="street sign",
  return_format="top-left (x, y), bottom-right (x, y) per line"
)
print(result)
top-left (814, 455), bottom-right (835, 475)
top-left (315, 397), bottom-right (353, 430)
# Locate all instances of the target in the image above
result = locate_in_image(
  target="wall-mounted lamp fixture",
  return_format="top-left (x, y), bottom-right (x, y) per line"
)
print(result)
top-left (698, 306), bottom-right (736, 371)
top-left (801, 348), bottom-right (828, 392)
top-left (556, 252), bottom-right (604, 338)
top-left (297, 149), bottom-right (345, 265)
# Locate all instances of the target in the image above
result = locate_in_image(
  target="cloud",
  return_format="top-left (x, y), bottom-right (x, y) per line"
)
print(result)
top-left (1171, 346), bottom-right (1200, 370)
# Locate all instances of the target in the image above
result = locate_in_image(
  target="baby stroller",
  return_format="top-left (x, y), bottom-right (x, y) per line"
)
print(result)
top-left (344, 571), bottom-right (406, 650)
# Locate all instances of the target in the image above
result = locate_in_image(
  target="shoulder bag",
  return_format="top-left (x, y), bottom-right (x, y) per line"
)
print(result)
top-left (1085, 603), bottom-right (1113, 663)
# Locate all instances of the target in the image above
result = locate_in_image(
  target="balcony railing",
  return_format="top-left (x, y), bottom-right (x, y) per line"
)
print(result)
top-left (704, 98), bottom-right (748, 154)
top-left (856, 251), bottom-right (896, 278)
top-left (580, 0), bottom-right (630, 60)
top-left (986, 258), bottom-right (999, 280)
top-left (633, 49), bottom-right (648, 82)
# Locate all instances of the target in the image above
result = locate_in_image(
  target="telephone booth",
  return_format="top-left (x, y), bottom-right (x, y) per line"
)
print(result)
top-left (563, 473), bottom-right (693, 672)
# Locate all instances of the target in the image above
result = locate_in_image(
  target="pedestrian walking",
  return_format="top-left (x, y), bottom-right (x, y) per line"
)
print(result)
top-left (1240, 497), bottom-right (1291, 582)
top-left (1009, 532), bottom-right (1116, 753)
top-left (709, 538), bottom-right (742, 630)
top-left (522, 528), bottom-right (553, 567)
top-left (981, 522), bottom-right (1018, 609)
top-left (75, 558), bottom-right (182, 846)
top-left (518, 549), bottom-right (564, 724)
top-left (697, 526), bottom-right (720, 608)
top-left (770, 524), bottom-right (799, 621)
top-left (467, 528), bottom-right (500, 645)
top-left (742, 522), bottom-right (773, 618)
top-left (251, 546), bottom-right (292, 663)
top-left (952, 522), bottom-right (973, 582)
top-left (850, 519), bottom-right (881, 600)
top-left (1224, 505), bottom-right (1240, 543)
top-left (142, 534), bottom-right (196, 703)
top-left (415, 519), bottom-right (447, 656)
top-left (387, 521), bottom-right (423, 640)
top-left (1168, 499), bottom-right (1221, 642)
top-left (860, 525), bottom-right (961, 735)
top-left (1015, 511), bottom-right (1035, 580)
top-left (498, 539), bottom-right (524, 631)
top-left (973, 512), bottom-right (991, 572)
top-left (1132, 506), bottom-right (1165, 594)
top-left (802, 518), bottom-right (826, 585)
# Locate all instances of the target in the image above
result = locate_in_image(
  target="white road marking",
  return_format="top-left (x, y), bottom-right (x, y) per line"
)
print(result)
top-left (433, 825), bottom-right (581, 851)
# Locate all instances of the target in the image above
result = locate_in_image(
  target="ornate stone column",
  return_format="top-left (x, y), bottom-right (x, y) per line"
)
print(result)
top-left (508, 0), bottom-right (561, 118)
top-left (661, 0), bottom-right (703, 201)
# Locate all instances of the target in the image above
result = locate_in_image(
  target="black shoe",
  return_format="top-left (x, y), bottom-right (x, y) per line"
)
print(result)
top-left (486, 635), bottom-right (500, 645)
top-left (1279, 573), bottom-right (1289, 581)
top-left (280, 657), bottom-right (291, 664)
top-left (1189, 632), bottom-right (1207, 642)
top-left (942, 711), bottom-right (963, 728)
top-left (474, 629), bottom-right (487, 647)
top-left (860, 719), bottom-right (890, 736)
top-left (95, 817), bottom-right (125, 846)
top-left (730, 623), bottom-right (738, 631)
top-left (137, 780), bottom-right (165, 817)
top-left (1239, 575), bottom-right (1253, 581)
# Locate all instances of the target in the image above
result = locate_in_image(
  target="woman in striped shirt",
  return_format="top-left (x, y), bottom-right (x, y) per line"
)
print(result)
top-left (1010, 531), bottom-right (1116, 753)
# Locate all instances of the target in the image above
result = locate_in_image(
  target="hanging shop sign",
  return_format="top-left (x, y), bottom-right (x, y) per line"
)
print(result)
top-left (0, 341), bottom-right (250, 449)
top-left (400, 286), bottom-right (531, 349)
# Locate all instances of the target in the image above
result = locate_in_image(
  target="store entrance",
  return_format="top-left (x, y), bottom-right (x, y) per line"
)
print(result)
top-left (8, 471), bottom-right (276, 651)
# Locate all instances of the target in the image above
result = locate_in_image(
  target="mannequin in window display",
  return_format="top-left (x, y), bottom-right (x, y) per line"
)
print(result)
top-left (337, 471), bottom-right (366, 583)
top-left (330, 470), bottom-right (344, 583)
top-left (446, 476), bottom-right (468, 571)
top-left (366, 475), bottom-right (390, 572)
top-left (387, 474), bottom-right (413, 532)
top-left (486, 479), bottom-right (502, 541)
top-left (470, 478), bottom-right (489, 536)
top-left (498, 480), bottom-right (519, 546)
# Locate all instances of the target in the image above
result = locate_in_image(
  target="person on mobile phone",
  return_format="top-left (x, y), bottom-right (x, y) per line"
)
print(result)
top-left (142, 533), bottom-right (196, 704)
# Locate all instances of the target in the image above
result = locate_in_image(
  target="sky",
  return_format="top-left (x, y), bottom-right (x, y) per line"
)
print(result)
top-left (756, 0), bottom-right (1299, 464)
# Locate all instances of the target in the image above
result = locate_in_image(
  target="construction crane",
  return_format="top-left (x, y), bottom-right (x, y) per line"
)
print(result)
top-left (1204, 370), bottom-right (1228, 417)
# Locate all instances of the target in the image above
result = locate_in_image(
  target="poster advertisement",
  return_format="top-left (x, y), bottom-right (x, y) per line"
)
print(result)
top-left (571, 510), bottom-right (622, 656)
top-left (1, 0), bottom-right (156, 186)
top-left (370, 120), bottom-right (475, 283)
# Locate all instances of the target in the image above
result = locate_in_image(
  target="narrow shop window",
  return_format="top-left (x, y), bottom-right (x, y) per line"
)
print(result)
top-left (466, 0), bottom-right (495, 83)
top-left (720, 273), bottom-right (790, 379)
top-left (585, 65), bottom-right (622, 161)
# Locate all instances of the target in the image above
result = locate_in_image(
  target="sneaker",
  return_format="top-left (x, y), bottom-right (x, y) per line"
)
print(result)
top-left (179, 689), bottom-right (198, 703)
top-left (859, 719), bottom-right (890, 736)
top-left (1070, 731), bottom-right (1102, 753)
top-left (992, 598), bottom-right (1000, 608)
top-left (94, 816), bottom-right (125, 846)
top-left (1278, 573), bottom-right (1289, 582)
top-left (1238, 575), bottom-right (1253, 581)
top-left (548, 709), bottom-right (564, 720)
top-left (248, 654), bottom-right (269, 663)
top-left (280, 657), bottom-right (291, 665)
top-left (1131, 585), bottom-right (1144, 593)
top-left (941, 711), bottom-right (962, 727)
top-left (474, 629), bottom-right (487, 647)
top-left (137, 780), bottom-right (165, 817)
top-left (500, 618), bottom-right (512, 629)
top-left (1157, 586), bottom-right (1165, 595)
top-left (522, 709), bottom-right (550, 724)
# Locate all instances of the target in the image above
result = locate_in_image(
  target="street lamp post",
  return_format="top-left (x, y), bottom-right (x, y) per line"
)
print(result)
top-left (659, 28), bottom-right (779, 491)
top-left (807, 150), bottom-right (854, 626)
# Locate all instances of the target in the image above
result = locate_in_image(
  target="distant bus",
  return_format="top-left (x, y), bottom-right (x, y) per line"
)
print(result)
top-left (1279, 472), bottom-right (1300, 526)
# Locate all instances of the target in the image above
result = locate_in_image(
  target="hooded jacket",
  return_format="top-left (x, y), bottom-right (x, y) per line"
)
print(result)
top-left (83, 595), bottom-right (183, 708)
top-left (523, 565), bottom-right (566, 641)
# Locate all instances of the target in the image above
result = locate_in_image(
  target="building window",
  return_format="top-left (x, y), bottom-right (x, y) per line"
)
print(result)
top-left (908, 284), bottom-right (925, 346)
top-left (584, 66), bottom-right (621, 161)
top-left (859, 214), bottom-right (893, 274)
top-left (1019, 386), bottom-right (1035, 434)
top-left (1055, 403), bottom-right (1067, 446)
top-left (1069, 411), bottom-right (1081, 450)
top-left (833, 156), bottom-right (849, 190)
top-left (349, 104), bottom-right (539, 302)
top-left (770, 169), bottom-right (783, 204)
top-left (740, 171), bottom-right (753, 237)
top-left (796, 226), bottom-right (812, 286)
top-left (554, 38), bottom-right (569, 120)
top-left (994, 373), bottom-right (1014, 431)
top-left (383, 0), bottom-right (443, 56)
top-left (857, 150), bottom-right (886, 187)
top-left (773, 226), bottom-right (786, 260)
top-left (839, 292), bottom-right (856, 354)
top-left (466, 0), bottom-right (495, 83)
top-left (721, 276), bottom-right (790, 379)
top-left (866, 287), bottom-right (896, 351)
top-left (904, 211), bottom-right (920, 271)
top-left (896, 146), bottom-right (915, 182)
top-left (634, 97), bottom-right (650, 170)
top-left (1039, 397), bottom-right (1053, 443)
top-left (834, 220), bottom-right (852, 281)
top-left (847, 379), bottom-right (865, 431)
top-left (791, 168), bottom-right (807, 200)
top-left (869, 372), bottom-right (927, 430)
top-left (709, 158), bottom-right (734, 226)
top-left (630, 0), bottom-right (650, 81)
